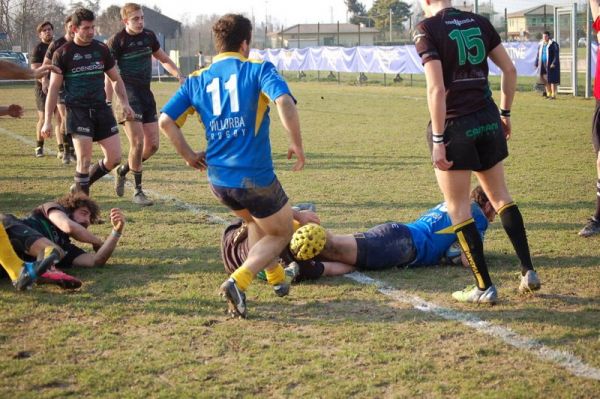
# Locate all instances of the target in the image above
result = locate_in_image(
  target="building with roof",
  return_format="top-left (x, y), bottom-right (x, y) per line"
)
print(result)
top-left (507, 4), bottom-right (555, 40)
top-left (272, 23), bottom-right (379, 48)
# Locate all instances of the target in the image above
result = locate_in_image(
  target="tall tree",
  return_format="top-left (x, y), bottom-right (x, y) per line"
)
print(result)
top-left (68, 0), bottom-right (100, 14)
top-left (369, 0), bottom-right (411, 33)
top-left (344, 0), bottom-right (368, 25)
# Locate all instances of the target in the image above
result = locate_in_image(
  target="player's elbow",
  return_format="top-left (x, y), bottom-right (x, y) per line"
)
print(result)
top-left (502, 63), bottom-right (517, 78)
top-left (158, 113), bottom-right (173, 131)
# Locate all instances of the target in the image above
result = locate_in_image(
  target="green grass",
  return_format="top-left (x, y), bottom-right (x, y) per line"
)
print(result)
top-left (1, 80), bottom-right (600, 397)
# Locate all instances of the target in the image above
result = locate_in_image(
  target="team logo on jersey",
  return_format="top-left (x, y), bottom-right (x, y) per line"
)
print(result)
top-left (84, 54), bottom-right (92, 59)
top-left (137, 41), bottom-right (143, 46)
top-left (73, 53), bottom-right (83, 61)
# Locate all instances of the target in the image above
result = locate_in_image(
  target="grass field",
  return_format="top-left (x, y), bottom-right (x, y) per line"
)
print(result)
top-left (1, 80), bottom-right (599, 398)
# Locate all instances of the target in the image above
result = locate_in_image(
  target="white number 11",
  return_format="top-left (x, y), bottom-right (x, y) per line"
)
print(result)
top-left (206, 74), bottom-right (239, 116)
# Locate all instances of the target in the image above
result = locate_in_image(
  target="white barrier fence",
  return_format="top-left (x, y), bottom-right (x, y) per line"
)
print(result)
top-left (250, 42), bottom-right (597, 77)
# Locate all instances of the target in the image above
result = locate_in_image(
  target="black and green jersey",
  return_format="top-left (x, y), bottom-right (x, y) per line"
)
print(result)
top-left (52, 40), bottom-right (115, 108)
top-left (107, 28), bottom-right (160, 87)
top-left (45, 36), bottom-right (68, 61)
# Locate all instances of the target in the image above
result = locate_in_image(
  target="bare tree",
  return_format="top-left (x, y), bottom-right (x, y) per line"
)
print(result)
top-left (96, 4), bottom-right (122, 37)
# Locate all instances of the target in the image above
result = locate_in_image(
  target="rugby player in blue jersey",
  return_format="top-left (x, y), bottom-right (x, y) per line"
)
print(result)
top-left (160, 14), bottom-right (305, 318)
top-left (223, 187), bottom-right (494, 282)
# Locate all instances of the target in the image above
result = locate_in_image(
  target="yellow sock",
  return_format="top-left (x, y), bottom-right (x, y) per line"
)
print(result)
top-left (230, 265), bottom-right (254, 291)
top-left (0, 225), bottom-right (24, 281)
top-left (265, 263), bottom-right (286, 286)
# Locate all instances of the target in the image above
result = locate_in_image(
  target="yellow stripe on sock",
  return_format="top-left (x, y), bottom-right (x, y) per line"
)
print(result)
top-left (0, 225), bottom-right (24, 281)
top-left (497, 202), bottom-right (516, 216)
top-left (230, 265), bottom-right (254, 291)
top-left (265, 263), bottom-right (286, 286)
top-left (456, 226), bottom-right (485, 289)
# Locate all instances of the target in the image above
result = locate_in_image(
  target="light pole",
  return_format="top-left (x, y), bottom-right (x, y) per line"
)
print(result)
top-left (389, 8), bottom-right (393, 43)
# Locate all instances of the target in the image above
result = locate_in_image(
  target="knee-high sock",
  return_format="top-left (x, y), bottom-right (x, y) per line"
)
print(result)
top-left (230, 265), bottom-right (254, 291)
top-left (265, 263), bottom-right (286, 286)
top-left (0, 225), bottom-right (23, 281)
top-left (498, 202), bottom-right (534, 275)
top-left (454, 218), bottom-right (493, 290)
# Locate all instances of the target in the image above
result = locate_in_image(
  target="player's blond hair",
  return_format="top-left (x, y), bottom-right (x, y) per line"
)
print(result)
top-left (121, 3), bottom-right (142, 20)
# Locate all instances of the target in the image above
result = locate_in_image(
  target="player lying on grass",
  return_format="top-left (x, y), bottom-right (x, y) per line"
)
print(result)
top-left (222, 187), bottom-right (539, 292)
top-left (0, 193), bottom-right (125, 290)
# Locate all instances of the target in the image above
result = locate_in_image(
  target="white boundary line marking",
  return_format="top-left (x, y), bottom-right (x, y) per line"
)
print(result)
top-left (346, 273), bottom-right (600, 381)
top-left (2, 126), bottom-right (599, 381)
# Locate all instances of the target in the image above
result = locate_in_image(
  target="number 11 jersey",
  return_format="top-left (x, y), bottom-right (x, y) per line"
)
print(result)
top-left (161, 52), bottom-right (293, 188)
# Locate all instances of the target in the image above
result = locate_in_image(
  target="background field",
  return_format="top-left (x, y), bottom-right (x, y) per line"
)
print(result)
top-left (1, 80), bottom-right (599, 398)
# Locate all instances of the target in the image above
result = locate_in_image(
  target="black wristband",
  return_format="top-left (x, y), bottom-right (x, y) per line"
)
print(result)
top-left (500, 109), bottom-right (511, 117)
top-left (432, 133), bottom-right (444, 144)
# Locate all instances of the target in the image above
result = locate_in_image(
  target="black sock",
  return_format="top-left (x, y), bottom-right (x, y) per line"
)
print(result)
top-left (89, 159), bottom-right (111, 185)
top-left (66, 134), bottom-right (75, 154)
top-left (132, 170), bottom-right (143, 191)
top-left (120, 157), bottom-right (148, 177)
top-left (295, 260), bottom-right (325, 282)
top-left (594, 179), bottom-right (600, 221)
top-left (58, 143), bottom-right (64, 152)
top-left (74, 172), bottom-right (90, 196)
top-left (36, 140), bottom-right (44, 148)
top-left (498, 203), bottom-right (534, 275)
top-left (454, 219), bottom-right (493, 290)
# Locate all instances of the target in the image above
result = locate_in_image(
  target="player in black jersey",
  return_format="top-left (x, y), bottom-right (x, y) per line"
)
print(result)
top-left (107, 3), bottom-right (184, 206)
top-left (42, 16), bottom-right (75, 163)
top-left (31, 21), bottom-right (61, 159)
top-left (415, 0), bottom-right (540, 303)
top-left (41, 8), bottom-right (134, 196)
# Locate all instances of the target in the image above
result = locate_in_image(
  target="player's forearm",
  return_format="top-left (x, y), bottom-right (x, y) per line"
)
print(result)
top-left (500, 66), bottom-right (516, 111)
top-left (159, 114), bottom-right (197, 160)
top-left (0, 60), bottom-right (33, 79)
top-left (113, 79), bottom-right (130, 107)
top-left (44, 82), bottom-right (60, 122)
top-left (68, 224), bottom-right (104, 248)
top-left (276, 95), bottom-right (303, 147)
top-left (427, 87), bottom-right (446, 133)
top-left (161, 59), bottom-right (182, 80)
top-left (92, 231), bottom-right (121, 266)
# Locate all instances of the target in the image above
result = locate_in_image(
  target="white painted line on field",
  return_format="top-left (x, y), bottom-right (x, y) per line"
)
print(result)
top-left (2, 126), bottom-right (600, 381)
top-left (346, 272), bottom-right (600, 381)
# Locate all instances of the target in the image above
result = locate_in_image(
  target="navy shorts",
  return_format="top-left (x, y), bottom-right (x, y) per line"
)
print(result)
top-left (354, 223), bottom-right (416, 270)
top-left (67, 104), bottom-right (119, 142)
top-left (210, 177), bottom-right (289, 219)
top-left (427, 101), bottom-right (508, 171)
top-left (118, 84), bottom-right (157, 124)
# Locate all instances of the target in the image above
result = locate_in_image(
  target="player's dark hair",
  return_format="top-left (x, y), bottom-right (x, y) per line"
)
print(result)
top-left (64, 15), bottom-right (72, 26)
top-left (543, 31), bottom-right (550, 36)
top-left (72, 8), bottom-right (95, 27)
top-left (470, 185), bottom-right (490, 209)
top-left (212, 14), bottom-right (252, 53)
top-left (56, 193), bottom-right (101, 225)
top-left (36, 21), bottom-right (54, 34)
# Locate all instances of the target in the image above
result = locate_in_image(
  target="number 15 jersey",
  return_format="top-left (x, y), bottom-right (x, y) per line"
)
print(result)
top-left (414, 7), bottom-right (502, 119)
top-left (161, 52), bottom-right (293, 189)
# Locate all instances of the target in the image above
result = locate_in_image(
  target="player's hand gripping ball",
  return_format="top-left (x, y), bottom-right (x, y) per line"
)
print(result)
top-left (290, 223), bottom-right (327, 260)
